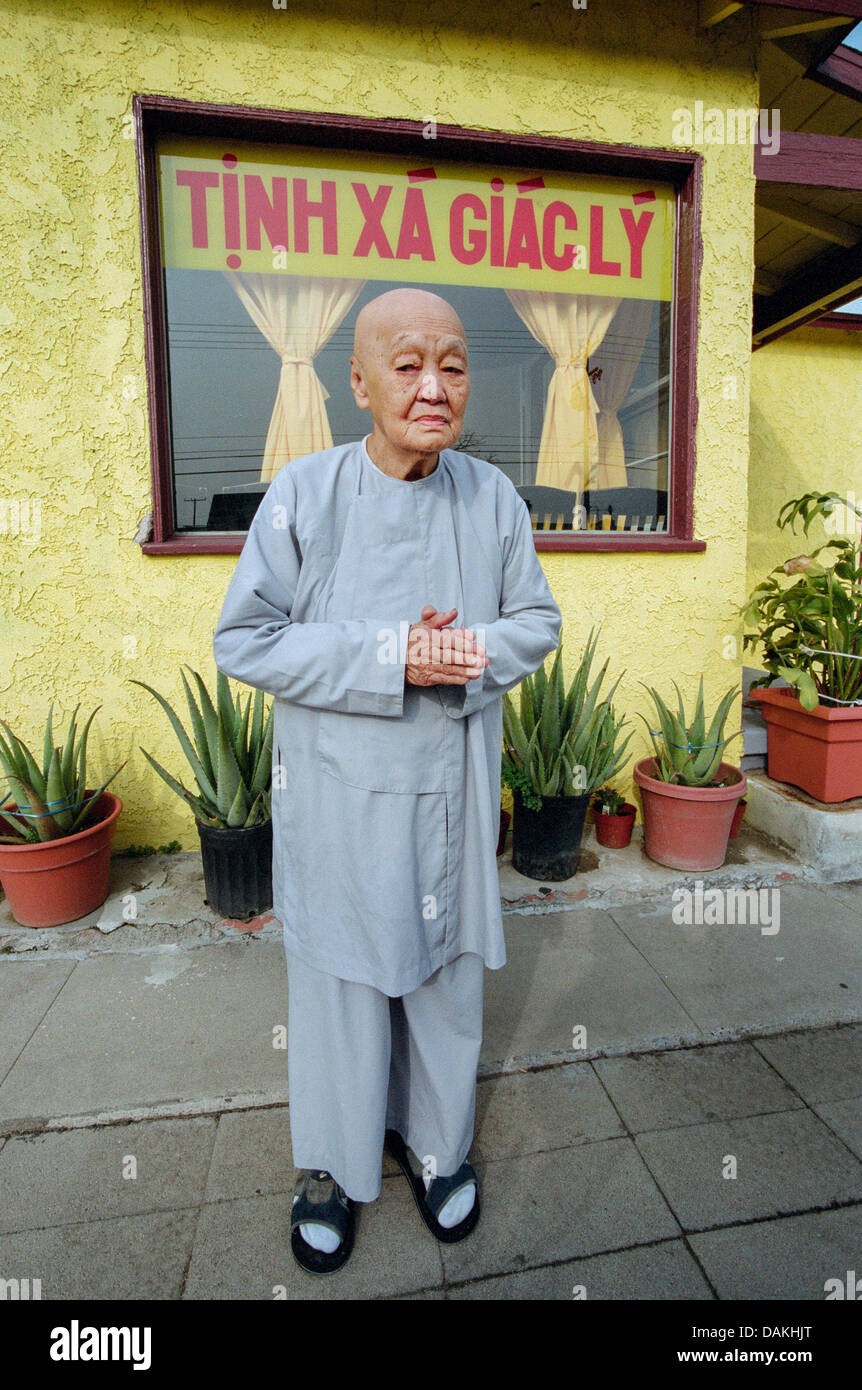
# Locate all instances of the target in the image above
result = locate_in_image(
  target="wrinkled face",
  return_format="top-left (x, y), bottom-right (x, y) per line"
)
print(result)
top-left (350, 299), bottom-right (471, 456)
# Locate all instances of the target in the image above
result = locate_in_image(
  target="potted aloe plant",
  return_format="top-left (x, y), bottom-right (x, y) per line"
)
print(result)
top-left (0, 704), bottom-right (125, 927)
top-left (592, 783), bottom-right (637, 848)
top-left (502, 630), bottom-right (633, 880)
top-left (131, 668), bottom-right (273, 919)
top-left (633, 678), bottom-right (745, 870)
top-left (741, 490), bottom-right (862, 803)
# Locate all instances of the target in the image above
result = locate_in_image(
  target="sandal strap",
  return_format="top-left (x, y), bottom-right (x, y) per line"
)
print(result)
top-left (290, 1170), bottom-right (352, 1241)
top-left (425, 1161), bottom-right (477, 1221)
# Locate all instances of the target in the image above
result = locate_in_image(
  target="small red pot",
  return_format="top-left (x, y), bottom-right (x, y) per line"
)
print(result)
top-left (748, 686), bottom-right (862, 803)
top-left (0, 791), bottom-right (122, 928)
top-left (633, 758), bottom-right (746, 871)
top-left (593, 802), bottom-right (636, 847)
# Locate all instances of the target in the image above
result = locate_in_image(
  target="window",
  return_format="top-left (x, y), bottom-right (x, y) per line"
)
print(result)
top-left (136, 98), bottom-right (703, 552)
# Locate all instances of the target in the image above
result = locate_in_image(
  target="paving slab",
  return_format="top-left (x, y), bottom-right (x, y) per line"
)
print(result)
top-left (0, 1116), bottom-right (216, 1233)
top-left (635, 1109), bottom-right (862, 1230)
top-left (483, 910), bottom-right (701, 1069)
top-left (606, 884), bottom-right (862, 1039)
top-left (0, 960), bottom-right (74, 1084)
top-left (0, 1210), bottom-right (198, 1300)
top-left (689, 1204), bottom-right (862, 1300)
top-left (183, 1178), bottom-right (443, 1300)
top-left (446, 1238), bottom-right (714, 1300)
top-left (753, 1025), bottom-right (862, 1105)
top-left (440, 1140), bottom-right (680, 1284)
top-left (811, 1099), bottom-right (862, 1162)
top-left (204, 1107), bottom-right (295, 1201)
top-left (0, 941), bottom-right (291, 1128)
top-left (593, 1041), bottom-right (803, 1133)
top-left (473, 1062), bottom-right (625, 1161)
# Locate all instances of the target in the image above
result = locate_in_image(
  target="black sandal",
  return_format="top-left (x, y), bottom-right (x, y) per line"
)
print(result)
top-left (385, 1129), bottom-right (480, 1243)
top-left (290, 1170), bottom-right (357, 1275)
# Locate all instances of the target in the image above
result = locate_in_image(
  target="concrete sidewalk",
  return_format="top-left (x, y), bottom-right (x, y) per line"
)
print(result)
top-left (0, 834), bottom-right (860, 1299)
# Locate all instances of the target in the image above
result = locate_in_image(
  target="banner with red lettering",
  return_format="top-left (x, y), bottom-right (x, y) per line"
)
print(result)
top-left (158, 136), bottom-right (674, 300)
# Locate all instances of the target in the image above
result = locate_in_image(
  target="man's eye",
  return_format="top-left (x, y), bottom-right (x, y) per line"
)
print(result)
top-left (396, 363), bottom-right (419, 371)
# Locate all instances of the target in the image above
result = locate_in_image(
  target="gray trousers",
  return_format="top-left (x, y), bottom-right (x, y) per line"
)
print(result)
top-left (285, 950), bottom-right (485, 1202)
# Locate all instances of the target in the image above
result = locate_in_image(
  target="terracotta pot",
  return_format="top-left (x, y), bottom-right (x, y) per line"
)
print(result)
top-left (729, 797), bottom-right (747, 839)
top-left (0, 791), bottom-right (122, 928)
top-left (748, 686), bottom-right (862, 803)
top-left (633, 759), bottom-right (746, 871)
top-left (496, 808), bottom-right (511, 857)
top-left (594, 801), bottom-right (636, 848)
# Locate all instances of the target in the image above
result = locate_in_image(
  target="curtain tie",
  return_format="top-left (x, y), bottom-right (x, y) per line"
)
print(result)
top-left (278, 353), bottom-right (330, 401)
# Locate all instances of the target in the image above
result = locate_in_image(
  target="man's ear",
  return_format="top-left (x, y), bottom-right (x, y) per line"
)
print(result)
top-left (349, 356), bottom-right (370, 411)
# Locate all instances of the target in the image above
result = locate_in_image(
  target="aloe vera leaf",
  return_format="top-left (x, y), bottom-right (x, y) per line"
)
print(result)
top-left (520, 674), bottom-right (536, 739)
top-left (185, 668), bottom-right (220, 773)
top-left (0, 724), bottom-right (28, 784)
top-left (73, 706), bottom-right (102, 804)
top-left (504, 703), bottom-right (531, 768)
top-left (45, 746), bottom-right (72, 836)
top-left (250, 687), bottom-right (264, 756)
top-left (179, 669), bottom-right (215, 789)
top-left (138, 747), bottom-right (217, 821)
top-left (225, 778), bottom-right (250, 829)
top-left (215, 719), bottom-right (244, 821)
top-left (59, 704), bottom-right (80, 786)
top-left (1, 723), bottom-right (47, 803)
top-left (216, 669), bottom-right (235, 739)
top-left (43, 702), bottom-right (55, 780)
top-left (65, 762), bottom-right (127, 834)
top-left (234, 692), bottom-right (252, 780)
top-left (130, 680), bottom-right (218, 807)
top-left (250, 712), bottom-right (274, 795)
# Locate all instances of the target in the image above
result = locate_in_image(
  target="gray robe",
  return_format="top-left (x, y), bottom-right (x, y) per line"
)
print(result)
top-left (213, 436), bottom-right (562, 995)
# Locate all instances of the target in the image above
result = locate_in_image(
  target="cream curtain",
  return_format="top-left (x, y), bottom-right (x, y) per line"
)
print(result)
top-left (506, 290), bottom-right (620, 493)
top-left (224, 272), bottom-right (365, 482)
top-left (590, 299), bottom-right (654, 489)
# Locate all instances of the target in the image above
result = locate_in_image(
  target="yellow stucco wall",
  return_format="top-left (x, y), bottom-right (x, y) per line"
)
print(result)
top-left (1, 0), bottom-right (760, 847)
top-left (747, 324), bottom-right (862, 632)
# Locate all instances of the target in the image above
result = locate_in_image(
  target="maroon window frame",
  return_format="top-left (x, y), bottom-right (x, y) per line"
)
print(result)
top-left (134, 94), bottom-right (704, 555)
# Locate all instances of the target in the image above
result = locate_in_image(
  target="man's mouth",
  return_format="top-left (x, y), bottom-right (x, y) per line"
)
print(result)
top-left (413, 415), bottom-right (449, 426)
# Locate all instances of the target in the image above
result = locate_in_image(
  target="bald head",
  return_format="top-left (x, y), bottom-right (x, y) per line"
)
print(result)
top-left (353, 288), bottom-right (466, 365)
top-left (349, 288), bottom-right (470, 474)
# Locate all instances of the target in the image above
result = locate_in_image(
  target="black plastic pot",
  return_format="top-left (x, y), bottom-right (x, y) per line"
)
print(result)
top-left (196, 817), bottom-right (273, 919)
top-left (511, 789), bottom-right (592, 881)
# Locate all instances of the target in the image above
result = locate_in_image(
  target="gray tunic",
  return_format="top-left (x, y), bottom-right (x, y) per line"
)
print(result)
top-left (213, 436), bottom-right (562, 994)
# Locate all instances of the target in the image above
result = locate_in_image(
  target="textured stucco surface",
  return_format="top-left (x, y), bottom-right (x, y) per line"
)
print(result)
top-left (748, 325), bottom-right (862, 615)
top-left (0, 0), bottom-right (759, 845)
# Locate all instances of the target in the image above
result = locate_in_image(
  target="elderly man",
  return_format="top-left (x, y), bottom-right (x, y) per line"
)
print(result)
top-left (213, 287), bottom-right (562, 1275)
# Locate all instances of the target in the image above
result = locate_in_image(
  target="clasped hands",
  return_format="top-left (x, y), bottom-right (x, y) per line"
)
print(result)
top-left (405, 605), bottom-right (488, 688)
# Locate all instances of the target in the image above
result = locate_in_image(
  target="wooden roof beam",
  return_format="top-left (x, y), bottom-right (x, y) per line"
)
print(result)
top-left (753, 235), bottom-right (862, 342)
top-left (699, 0), bottom-right (744, 25)
top-left (756, 186), bottom-right (860, 245)
top-left (755, 130), bottom-right (862, 189)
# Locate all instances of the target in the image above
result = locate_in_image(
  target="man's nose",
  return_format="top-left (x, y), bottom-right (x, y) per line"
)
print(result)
top-left (417, 371), bottom-right (446, 401)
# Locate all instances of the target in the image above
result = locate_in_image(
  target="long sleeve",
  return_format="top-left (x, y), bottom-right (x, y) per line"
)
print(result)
top-left (439, 490), bottom-right (562, 719)
top-left (212, 469), bottom-right (408, 716)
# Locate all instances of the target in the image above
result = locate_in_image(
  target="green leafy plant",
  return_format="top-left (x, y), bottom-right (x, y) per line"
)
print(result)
top-left (593, 784), bottom-right (627, 816)
top-left (639, 678), bottom-right (741, 786)
top-left (502, 630), bottom-right (634, 812)
top-left (131, 669), bottom-right (273, 829)
top-left (740, 490), bottom-right (862, 711)
top-left (0, 704), bottom-right (126, 845)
